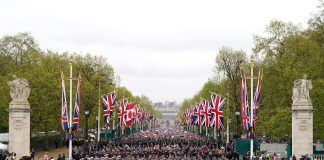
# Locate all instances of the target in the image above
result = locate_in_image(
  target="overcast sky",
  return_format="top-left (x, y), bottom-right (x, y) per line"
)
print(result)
top-left (0, 0), bottom-right (319, 103)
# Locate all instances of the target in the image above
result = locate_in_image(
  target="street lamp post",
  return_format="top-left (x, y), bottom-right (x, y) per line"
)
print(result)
top-left (235, 106), bottom-right (240, 137)
top-left (226, 119), bottom-right (231, 144)
top-left (84, 110), bottom-right (90, 154)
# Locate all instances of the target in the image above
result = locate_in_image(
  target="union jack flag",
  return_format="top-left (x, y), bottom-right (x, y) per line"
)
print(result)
top-left (61, 76), bottom-right (69, 132)
top-left (143, 110), bottom-right (149, 123)
top-left (240, 76), bottom-right (250, 132)
top-left (118, 98), bottom-right (128, 128)
top-left (133, 105), bottom-right (140, 124)
top-left (190, 105), bottom-right (196, 125)
top-left (191, 105), bottom-right (197, 125)
top-left (193, 103), bottom-right (202, 126)
top-left (252, 76), bottom-right (263, 130)
top-left (210, 93), bottom-right (225, 129)
top-left (102, 92), bottom-right (116, 127)
top-left (138, 108), bottom-right (144, 122)
top-left (72, 77), bottom-right (81, 132)
top-left (200, 99), bottom-right (211, 127)
top-left (185, 109), bottom-right (191, 125)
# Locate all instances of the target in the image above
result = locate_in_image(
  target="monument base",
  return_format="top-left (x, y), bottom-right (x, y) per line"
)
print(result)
top-left (8, 102), bottom-right (30, 159)
top-left (292, 104), bottom-right (313, 158)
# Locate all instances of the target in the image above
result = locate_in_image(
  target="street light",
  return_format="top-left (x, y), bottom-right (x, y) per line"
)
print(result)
top-left (84, 110), bottom-right (90, 154)
top-left (235, 105), bottom-right (240, 137)
top-left (226, 119), bottom-right (231, 144)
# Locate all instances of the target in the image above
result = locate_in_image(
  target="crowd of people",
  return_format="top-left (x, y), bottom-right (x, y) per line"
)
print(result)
top-left (2, 126), bottom-right (313, 159)
top-left (68, 126), bottom-right (239, 160)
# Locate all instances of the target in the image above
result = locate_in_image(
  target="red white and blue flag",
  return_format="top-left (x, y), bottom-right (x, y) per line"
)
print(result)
top-left (61, 76), bottom-right (69, 132)
top-left (143, 110), bottom-right (149, 123)
top-left (118, 98), bottom-right (128, 128)
top-left (102, 92), bottom-right (116, 127)
top-left (189, 106), bottom-right (195, 125)
top-left (193, 103), bottom-right (202, 126)
top-left (133, 105), bottom-right (140, 124)
top-left (191, 105), bottom-right (198, 125)
top-left (252, 76), bottom-right (263, 130)
top-left (200, 99), bottom-right (211, 127)
top-left (240, 76), bottom-right (250, 132)
top-left (72, 77), bottom-right (81, 132)
top-left (138, 108), bottom-right (144, 122)
top-left (185, 109), bottom-right (191, 125)
top-left (210, 93), bottom-right (225, 129)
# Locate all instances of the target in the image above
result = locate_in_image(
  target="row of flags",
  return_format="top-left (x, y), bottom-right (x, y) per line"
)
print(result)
top-left (60, 75), bottom-right (81, 133)
top-left (60, 75), bottom-right (159, 134)
top-left (102, 92), bottom-right (157, 128)
top-left (240, 74), bottom-right (263, 138)
top-left (180, 74), bottom-right (263, 139)
top-left (180, 92), bottom-right (226, 129)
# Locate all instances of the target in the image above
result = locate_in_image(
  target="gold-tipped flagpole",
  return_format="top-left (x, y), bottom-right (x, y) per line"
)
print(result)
top-left (249, 54), bottom-right (255, 160)
top-left (61, 59), bottom-right (81, 159)
top-left (97, 83), bottom-right (101, 142)
top-left (68, 57), bottom-right (73, 160)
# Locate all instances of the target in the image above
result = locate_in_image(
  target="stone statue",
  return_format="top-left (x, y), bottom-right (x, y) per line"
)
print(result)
top-left (292, 74), bottom-right (312, 105)
top-left (7, 75), bottom-right (30, 103)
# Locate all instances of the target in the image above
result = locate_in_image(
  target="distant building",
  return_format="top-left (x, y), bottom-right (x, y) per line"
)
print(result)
top-left (154, 100), bottom-right (179, 125)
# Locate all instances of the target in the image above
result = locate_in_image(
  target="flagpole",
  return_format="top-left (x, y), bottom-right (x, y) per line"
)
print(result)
top-left (226, 120), bottom-right (230, 144)
top-left (68, 58), bottom-right (73, 160)
top-left (97, 83), bottom-right (101, 142)
top-left (250, 55), bottom-right (255, 160)
top-left (206, 125), bottom-right (208, 136)
top-left (121, 98), bottom-right (124, 136)
top-left (226, 93), bottom-right (230, 144)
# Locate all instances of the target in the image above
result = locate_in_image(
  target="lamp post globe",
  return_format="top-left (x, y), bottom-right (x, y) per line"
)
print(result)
top-left (235, 106), bottom-right (240, 138)
top-left (84, 110), bottom-right (90, 154)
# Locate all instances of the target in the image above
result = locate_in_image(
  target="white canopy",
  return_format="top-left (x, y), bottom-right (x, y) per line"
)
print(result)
top-left (0, 143), bottom-right (7, 150)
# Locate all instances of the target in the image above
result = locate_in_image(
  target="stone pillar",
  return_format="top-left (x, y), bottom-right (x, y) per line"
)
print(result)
top-left (8, 102), bottom-right (30, 158)
top-left (7, 75), bottom-right (31, 159)
top-left (292, 75), bottom-right (313, 158)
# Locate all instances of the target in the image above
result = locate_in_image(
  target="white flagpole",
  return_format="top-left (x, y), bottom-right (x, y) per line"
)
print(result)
top-left (226, 120), bottom-right (230, 144)
top-left (97, 83), bottom-right (101, 141)
top-left (121, 98), bottom-right (124, 135)
top-left (250, 55), bottom-right (255, 160)
top-left (68, 58), bottom-right (73, 160)
top-left (226, 93), bottom-right (230, 144)
top-left (206, 125), bottom-right (208, 136)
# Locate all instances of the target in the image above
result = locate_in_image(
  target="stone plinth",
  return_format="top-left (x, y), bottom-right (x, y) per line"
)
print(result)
top-left (292, 106), bottom-right (313, 158)
top-left (8, 102), bottom-right (30, 158)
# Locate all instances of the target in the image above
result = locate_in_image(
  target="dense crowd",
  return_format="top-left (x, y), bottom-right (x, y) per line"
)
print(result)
top-left (6, 126), bottom-right (312, 159)
top-left (69, 126), bottom-right (239, 160)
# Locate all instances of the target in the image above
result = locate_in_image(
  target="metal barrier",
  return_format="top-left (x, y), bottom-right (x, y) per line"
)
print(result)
top-left (314, 155), bottom-right (324, 160)
top-left (31, 134), bottom-right (64, 151)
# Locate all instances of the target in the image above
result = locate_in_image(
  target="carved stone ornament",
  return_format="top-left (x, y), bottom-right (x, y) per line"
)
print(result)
top-left (298, 119), bottom-right (308, 131)
top-left (7, 75), bottom-right (30, 103)
top-left (14, 119), bottom-right (24, 130)
top-left (292, 74), bottom-right (312, 105)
